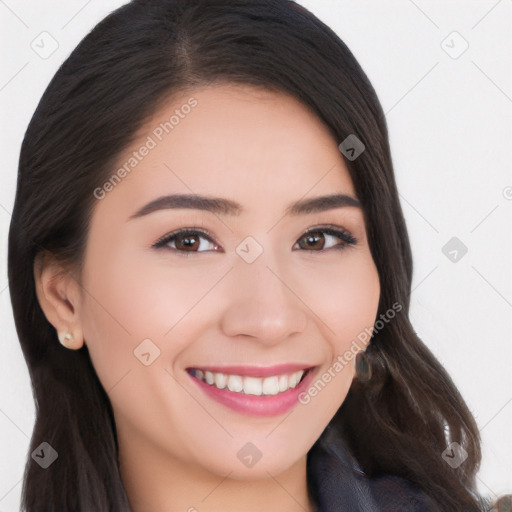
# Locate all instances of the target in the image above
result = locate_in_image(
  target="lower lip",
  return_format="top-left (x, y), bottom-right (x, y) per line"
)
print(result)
top-left (187, 367), bottom-right (316, 417)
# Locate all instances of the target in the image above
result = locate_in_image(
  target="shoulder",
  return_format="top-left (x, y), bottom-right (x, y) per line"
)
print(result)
top-left (366, 473), bottom-right (439, 512)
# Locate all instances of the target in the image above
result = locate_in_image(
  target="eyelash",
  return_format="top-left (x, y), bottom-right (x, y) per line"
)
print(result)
top-left (152, 225), bottom-right (358, 256)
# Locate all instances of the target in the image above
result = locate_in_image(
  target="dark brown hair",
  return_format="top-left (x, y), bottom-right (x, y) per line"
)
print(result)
top-left (8, 1), bottom-right (488, 510)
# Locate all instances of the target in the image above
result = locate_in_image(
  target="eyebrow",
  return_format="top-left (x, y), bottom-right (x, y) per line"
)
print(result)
top-left (128, 193), bottom-right (362, 220)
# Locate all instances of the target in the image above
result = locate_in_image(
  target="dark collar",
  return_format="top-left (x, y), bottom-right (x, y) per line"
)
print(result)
top-left (307, 425), bottom-right (380, 512)
top-left (306, 425), bottom-right (439, 512)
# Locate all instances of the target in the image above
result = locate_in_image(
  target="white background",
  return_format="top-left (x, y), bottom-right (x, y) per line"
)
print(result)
top-left (1, 1), bottom-right (511, 510)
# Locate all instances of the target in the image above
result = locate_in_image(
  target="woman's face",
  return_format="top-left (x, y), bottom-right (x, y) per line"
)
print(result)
top-left (77, 83), bottom-right (380, 479)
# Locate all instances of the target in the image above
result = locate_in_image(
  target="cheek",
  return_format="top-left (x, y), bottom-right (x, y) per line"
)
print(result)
top-left (78, 246), bottom-right (207, 455)
top-left (298, 249), bottom-right (381, 347)
top-left (79, 243), bottom-right (222, 389)
top-left (294, 251), bottom-right (380, 421)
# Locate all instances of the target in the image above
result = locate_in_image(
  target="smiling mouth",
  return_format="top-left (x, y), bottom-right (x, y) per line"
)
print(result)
top-left (186, 367), bottom-right (313, 396)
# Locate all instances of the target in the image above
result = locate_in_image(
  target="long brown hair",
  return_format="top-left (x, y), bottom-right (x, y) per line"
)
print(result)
top-left (8, 1), bottom-right (487, 510)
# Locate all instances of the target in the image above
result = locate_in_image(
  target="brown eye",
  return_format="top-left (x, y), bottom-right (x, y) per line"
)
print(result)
top-left (299, 232), bottom-right (325, 250)
top-left (295, 227), bottom-right (357, 252)
top-left (153, 229), bottom-right (218, 254)
top-left (174, 232), bottom-right (202, 251)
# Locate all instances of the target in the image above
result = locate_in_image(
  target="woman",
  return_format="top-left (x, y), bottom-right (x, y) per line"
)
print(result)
top-left (7, 0), bottom-right (492, 510)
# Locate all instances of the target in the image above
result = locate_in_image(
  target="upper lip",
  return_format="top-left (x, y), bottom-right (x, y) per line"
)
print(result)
top-left (186, 363), bottom-right (316, 378)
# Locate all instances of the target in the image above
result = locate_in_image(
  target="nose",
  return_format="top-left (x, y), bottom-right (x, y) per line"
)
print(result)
top-left (219, 252), bottom-right (308, 345)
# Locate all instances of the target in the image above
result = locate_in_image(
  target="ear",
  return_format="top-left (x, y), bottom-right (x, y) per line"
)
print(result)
top-left (33, 251), bottom-right (85, 350)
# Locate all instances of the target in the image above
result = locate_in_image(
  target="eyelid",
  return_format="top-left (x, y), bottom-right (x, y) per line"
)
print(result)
top-left (302, 224), bottom-right (357, 244)
top-left (152, 226), bottom-right (216, 249)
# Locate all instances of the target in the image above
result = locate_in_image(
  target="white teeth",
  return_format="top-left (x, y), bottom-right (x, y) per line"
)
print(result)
top-left (278, 374), bottom-right (288, 392)
top-left (243, 376), bottom-right (262, 395)
top-left (262, 375), bottom-right (280, 395)
top-left (214, 372), bottom-right (227, 389)
top-left (192, 368), bottom-right (306, 396)
top-left (227, 375), bottom-right (243, 392)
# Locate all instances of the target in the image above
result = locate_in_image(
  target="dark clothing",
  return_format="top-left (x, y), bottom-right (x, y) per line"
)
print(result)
top-left (307, 425), bottom-right (439, 511)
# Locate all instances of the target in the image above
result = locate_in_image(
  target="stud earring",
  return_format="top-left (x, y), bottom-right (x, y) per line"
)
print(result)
top-left (58, 330), bottom-right (74, 348)
top-left (354, 350), bottom-right (372, 382)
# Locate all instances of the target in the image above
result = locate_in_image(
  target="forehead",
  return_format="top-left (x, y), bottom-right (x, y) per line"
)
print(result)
top-left (96, 83), bottom-right (356, 218)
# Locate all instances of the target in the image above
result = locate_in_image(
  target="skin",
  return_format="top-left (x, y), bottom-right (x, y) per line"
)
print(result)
top-left (34, 84), bottom-right (381, 512)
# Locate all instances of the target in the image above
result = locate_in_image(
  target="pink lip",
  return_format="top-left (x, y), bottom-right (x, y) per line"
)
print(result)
top-left (187, 366), bottom-right (318, 417)
top-left (186, 363), bottom-right (313, 378)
